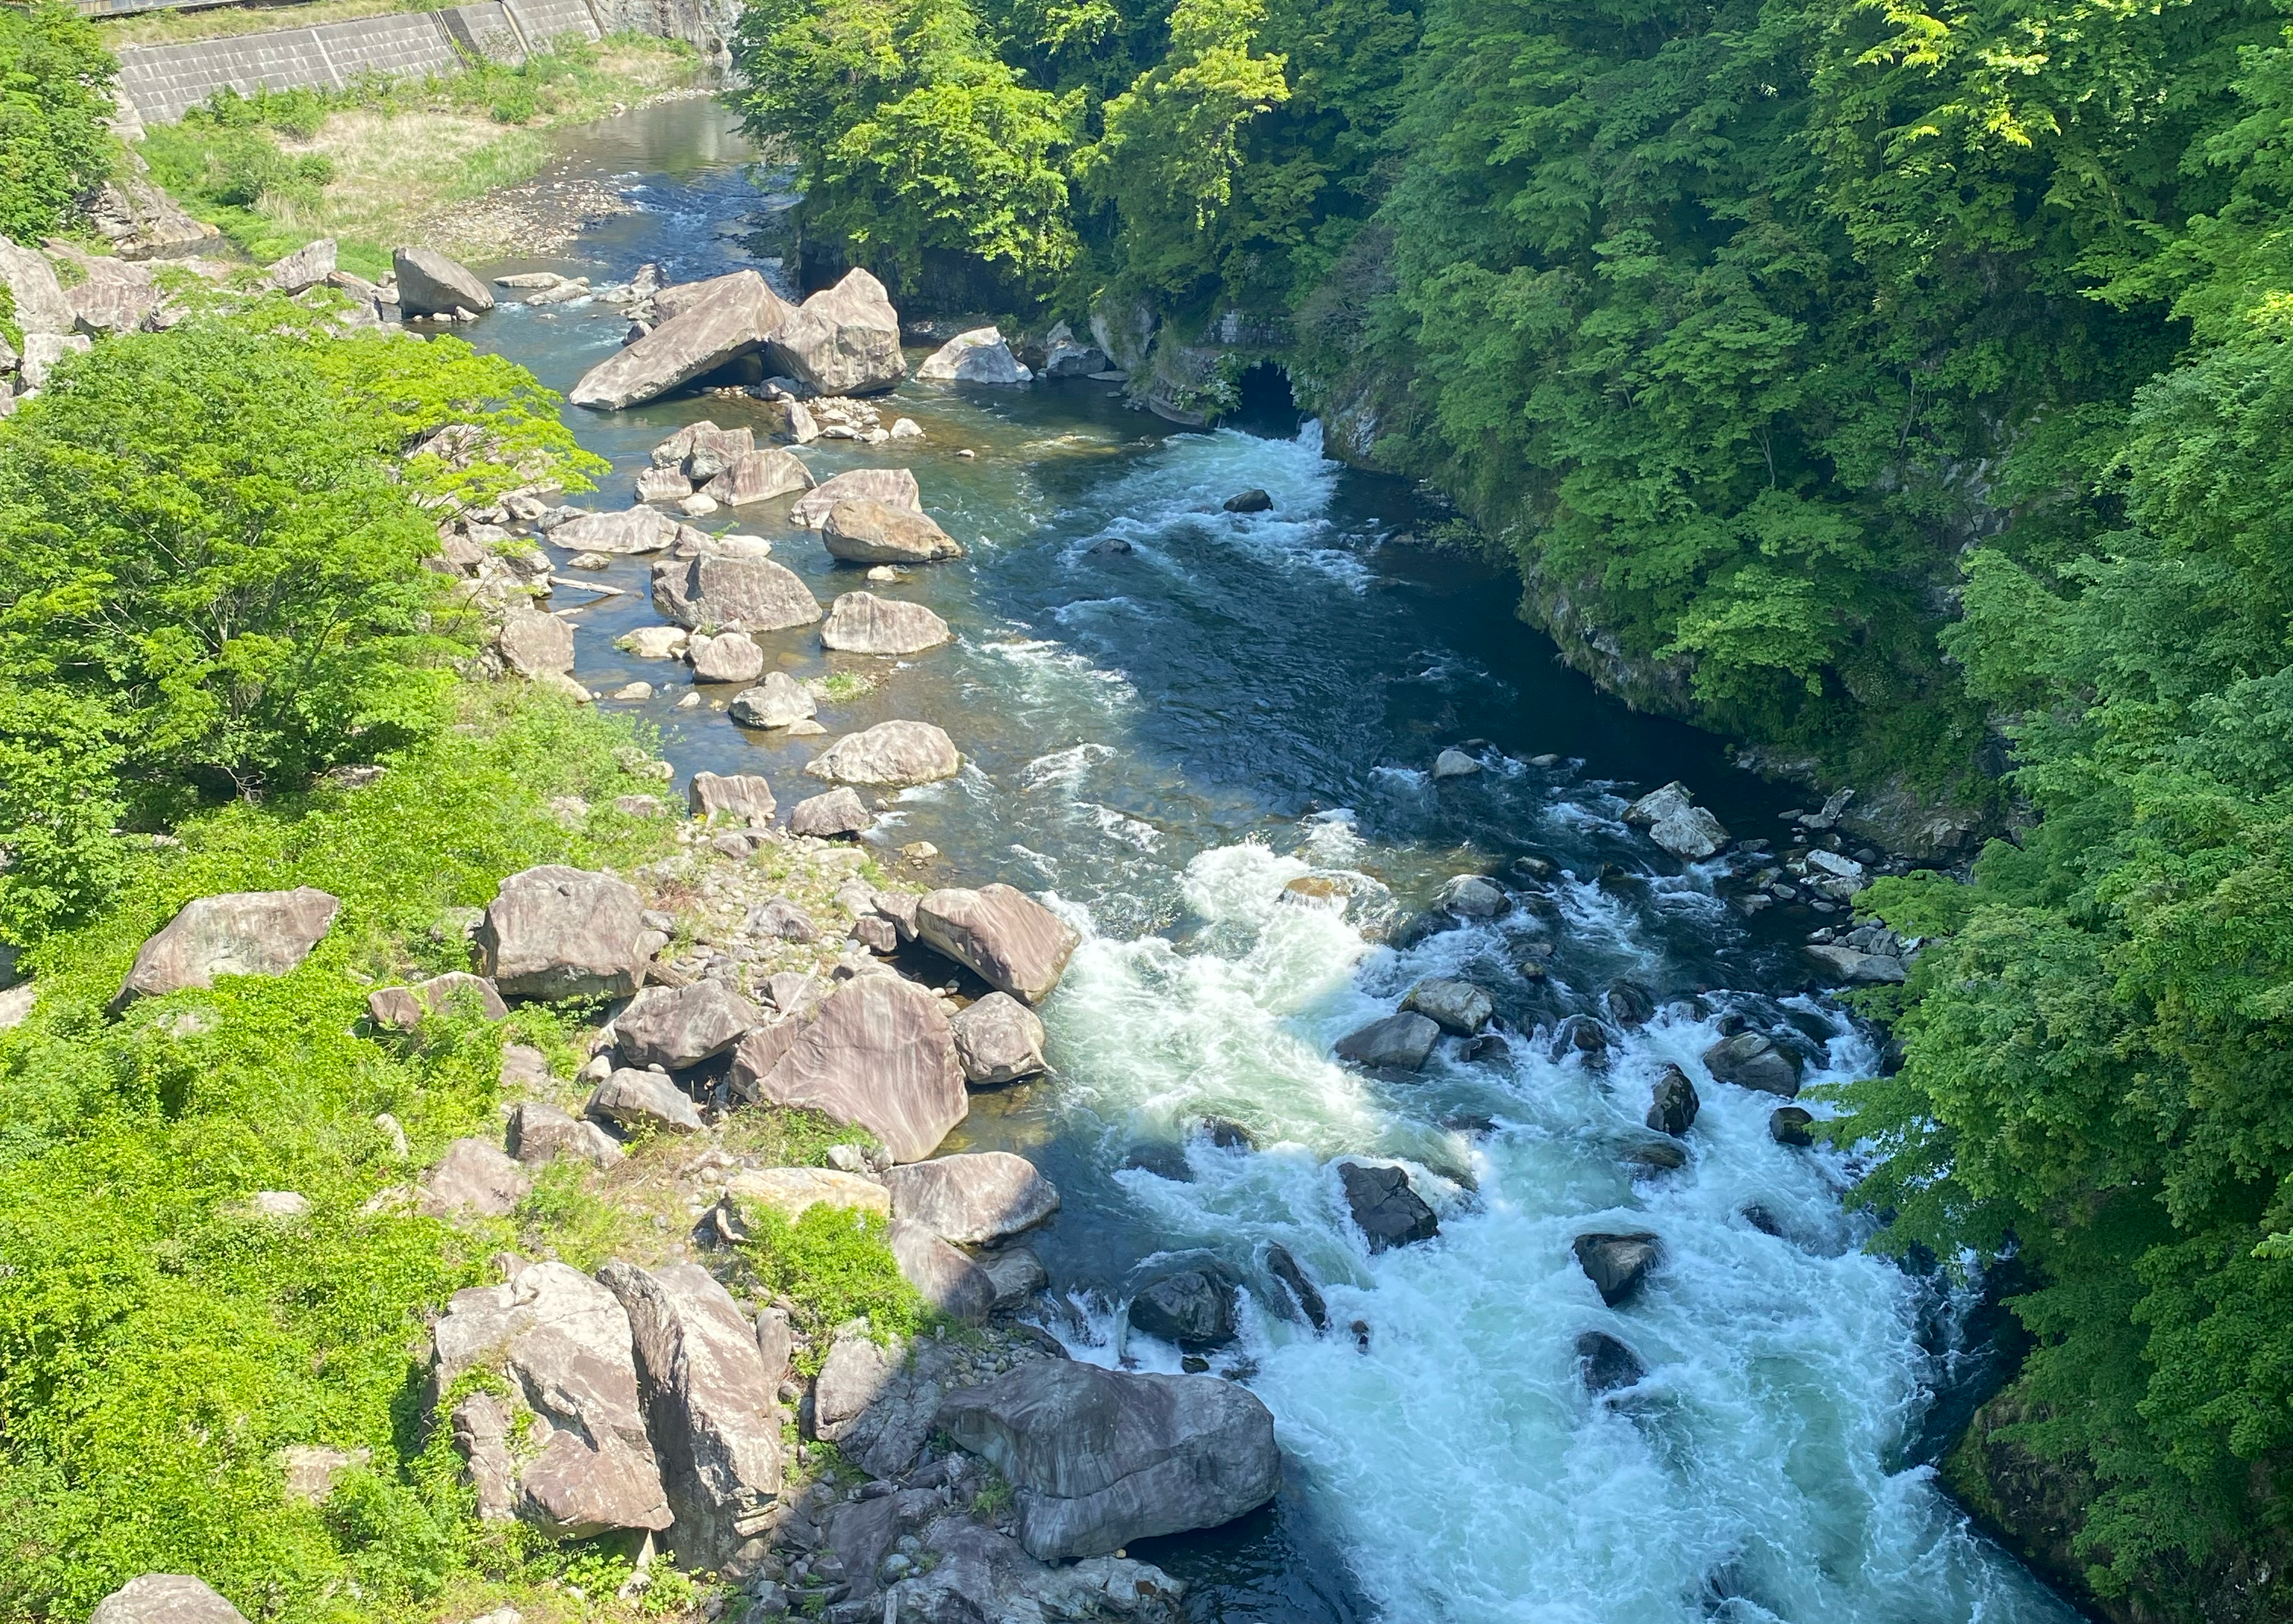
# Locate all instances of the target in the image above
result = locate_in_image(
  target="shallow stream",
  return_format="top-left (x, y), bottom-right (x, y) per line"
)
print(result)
top-left (470, 98), bottom-right (2082, 1624)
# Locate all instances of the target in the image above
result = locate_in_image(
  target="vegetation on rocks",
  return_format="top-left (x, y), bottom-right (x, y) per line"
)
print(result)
top-left (0, 2), bottom-right (118, 241)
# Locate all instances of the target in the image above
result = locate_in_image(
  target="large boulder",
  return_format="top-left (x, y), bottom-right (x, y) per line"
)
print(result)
top-left (764, 268), bottom-right (905, 396)
top-left (1623, 782), bottom-right (1730, 862)
top-left (703, 447), bottom-right (814, 506)
top-left (510, 1101), bottom-right (624, 1168)
top-left (416, 1137), bottom-right (532, 1218)
top-left (1573, 1231), bottom-right (1660, 1306)
top-left (1332, 1011), bottom-right (1438, 1071)
top-left (0, 237), bottom-right (74, 334)
top-left (950, 991), bottom-right (1047, 1083)
top-left (267, 237), bottom-right (336, 294)
top-left (1338, 1162), bottom-right (1439, 1251)
top-left (1702, 1030), bottom-right (1802, 1096)
top-left (805, 720), bottom-right (961, 788)
top-left (586, 1067), bottom-right (705, 1133)
top-left (366, 971), bottom-right (507, 1030)
top-left (431, 1260), bottom-right (673, 1538)
top-left (550, 506), bottom-right (682, 556)
top-left (112, 888), bottom-right (340, 1012)
top-left (1127, 1270), bottom-right (1235, 1347)
top-left (572, 269), bottom-right (795, 409)
top-left (814, 1327), bottom-right (959, 1478)
top-left (789, 786), bottom-right (871, 836)
top-left (689, 770), bottom-right (776, 824)
top-left (935, 1360), bottom-right (1280, 1561)
top-left (89, 1575), bottom-right (248, 1624)
top-left (497, 606), bottom-right (574, 678)
top-left (599, 1261), bottom-right (783, 1566)
top-left (917, 326), bottom-right (1031, 384)
top-left (689, 629), bottom-right (766, 684)
top-left (914, 884), bottom-right (1078, 1004)
top-left (790, 467), bottom-right (922, 528)
top-left (820, 498), bottom-right (965, 564)
top-left (651, 553), bottom-right (823, 633)
top-left (886, 1150), bottom-right (1059, 1244)
top-left (1400, 978), bottom-right (1492, 1035)
top-left (820, 591), bottom-right (952, 654)
top-left (393, 247), bottom-right (494, 316)
top-left (729, 670), bottom-right (815, 729)
top-left (1646, 1064), bottom-right (1699, 1136)
top-left (615, 981), bottom-right (764, 1071)
top-left (724, 974), bottom-right (966, 1161)
top-left (1803, 943), bottom-right (1907, 985)
top-left (890, 1217), bottom-right (995, 1321)
top-left (478, 867), bottom-right (645, 1001)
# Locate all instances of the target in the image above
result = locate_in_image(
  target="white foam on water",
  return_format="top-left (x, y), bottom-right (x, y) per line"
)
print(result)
top-left (1040, 836), bottom-right (2079, 1624)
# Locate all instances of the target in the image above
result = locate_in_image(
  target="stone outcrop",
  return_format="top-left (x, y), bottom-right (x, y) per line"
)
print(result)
top-left (267, 237), bottom-right (336, 293)
top-left (1624, 781), bottom-right (1730, 862)
top-left (652, 553), bottom-right (823, 632)
top-left (1646, 1064), bottom-right (1699, 1135)
top-left (789, 467), bottom-right (921, 528)
top-left (1338, 1161), bottom-right (1439, 1250)
top-left (616, 981), bottom-right (764, 1071)
top-left (949, 991), bottom-right (1047, 1083)
top-left (729, 671), bottom-right (816, 729)
top-left (936, 1360), bottom-right (1280, 1560)
top-left (814, 1327), bottom-right (956, 1478)
top-left (914, 884), bottom-right (1078, 1003)
top-left (599, 1261), bottom-right (783, 1566)
top-left (1573, 1231), bottom-right (1660, 1306)
top-left (587, 1067), bottom-right (706, 1133)
top-left (820, 591), bottom-right (952, 654)
top-left (497, 606), bottom-right (574, 678)
top-left (890, 1218), bottom-right (995, 1321)
top-left (366, 971), bottom-right (508, 1030)
top-left (112, 887), bottom-right (340, 1012)
top-left (550, 506), bottom-right (682, 555)
top-left (917, 326), bottom-right (1032, 384)
top-left (764, 268), bottom-right (905, 396)
top-left (885, 1515), bottom-right (1183, 1624)
top-left (393, 247), bottom-right (493, 316)
top-left (886, 1151), bottom-right (1059, 1245)
top-left (703, 447), bottom-right (814, 506)
top-left (477, 867), bottom-right (645, 1001)
top-left (417, 1137), bottom-right (532, 1218)
top-left (431, 1259), bottom-right (673, 1538)
top-left (1128, 1270), bottom-right (1235, 1347)
top-left (820, 498), bottom-right (965, 564)
top-left (572, 269), bottom-right (795, 409)
top-left (725, 974), bottom-right (966, 1161)
top-left (1400, 977), bottom-right (1492, 1035)
top-left (90, 1575), bottom-right (249, 1624)
top-left (510, 1101), bottom-right (624, 1167)
top-left (689, 770), bottom-right (776, 824)
top-left (0, 237), bottom-right (75, 334)
top-left (1332, 1011), bottom-right (1439, 1071)
top-left (789, 786), bottom-right (870, 836)
top-left (1702, 1030), bottom-right (1802, 1096)
top-left (805, 720), bottom-right (961, 788)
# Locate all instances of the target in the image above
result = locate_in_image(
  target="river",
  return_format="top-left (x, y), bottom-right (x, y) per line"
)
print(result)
top-left (469, 97), bottom-right (2084, 1624)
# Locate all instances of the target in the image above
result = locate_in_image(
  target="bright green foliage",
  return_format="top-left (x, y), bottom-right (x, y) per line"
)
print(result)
top-left (0, 308), bottom-right (602, 941)
top-left (738, 1205), bottom-right (928, 1372)
top-left (0, 688), bottom-right (680, 1624)
top-left (0, 2), bottom-right (116, 243)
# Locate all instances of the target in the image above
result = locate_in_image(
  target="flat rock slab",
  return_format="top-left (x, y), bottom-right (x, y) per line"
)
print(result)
top-left (572, 268), bottom-right (793, 409)
top-left (724, 1165), bottom-right (890, 1224)
top-left (90, 1575), bottom-right (249, 1624)
top-left (652, 553), bottom-right (823, 633)
top-left (726, 975), bottom-right (966, 1161)
top-left (914, 884), bottom-right (1078, 1004)
top-left (805, 720), bottom-right (961, 788)
top-left (551, 506), bottom-right (682, 555)
top-left (478, 866), bottom-right (645, 1002)
top-left (887, 1151), bottom-right (1059, 1245)
top-left (935, 1359), bottom-right (1280, 1561)
top-left (820, 590), bottom-right (952, 654)
top-left (790, 467), bottom-right (921, 528)
top-left (114, 887), bottom-right (340, 1012)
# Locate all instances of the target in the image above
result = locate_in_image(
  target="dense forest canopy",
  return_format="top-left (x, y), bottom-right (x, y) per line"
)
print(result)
top-left (739, 0), bottom-right (2293, 1613)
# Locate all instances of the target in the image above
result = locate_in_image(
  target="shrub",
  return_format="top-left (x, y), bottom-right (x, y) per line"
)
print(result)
top-left (0, 2), bottom-right (116, 241)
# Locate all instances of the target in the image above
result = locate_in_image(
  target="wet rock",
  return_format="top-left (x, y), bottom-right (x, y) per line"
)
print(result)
top-left (805, 720), bottom-right (961, 788)
top-left (393, 247), bottom-right (493, 316)
top-left (1702, 1030), bottom-right (1802, 1097)
top-left (1431, 747), bottom-right (1480, 779)
top-left (764, 268), bottom-right (905, 397)
top-left (703, 447), bottom-right (814, 506)
top-left (1802, 943), bottom-right (1906, 985)
top-left (1200, 1118), bottom-right (1256, 1150)
top-left (478, 867), bottom-right (645, 1002)
top-left (112, 887), bottom-right (340, 1012)
top-left (90, 1575), bottom-right (249, 1624)
top-left (510, 1100), bottom-right (624, 1167)
top-left (573, 269), bottom-right (794, 409)
top-left (1401, 977), bottom-right (1492, 1035)
top-left (1620, 1140), bottom-right (1688, 1175)
top-left (616, 981), bottom-right (765, 1071)
top-left (1646, 1065), bottom-right (1699, 1136)
top-left (1556, 1015), bottom-right (1609, 1060)
top-left (689, 770), bottom-right (777, 825)
top-left (1333, 1011), bottom-right (1440, 1071)
top-left (820, 590), bottom-right (952, 654)
top-left (1265, 1244), bottom-right (1328, 1331)
top-left (789, 467), bottom-right (921, 528)
top-left (365, 970), bottom-right (508, 1030)
top-left (1576, 1331), bottom-right (1646, 1394)
top-left (888, 1151), bottom-right (1059, 1244)
top-left (980, 1246), bottom-right (1049, 1308)
top-left (890, 1218), bottom-right (995, 1321)
top-left (417, 1137), bottom-right (532, 1218)
top-left (1441, 874), bottom-right (1507, 919)
top-left (1128, 1270), bottom-right (1236, 1347)
top-left (1123, 1143), bottom-right (1194, 1182)
top-left (918, 325), bottom-right (1033, 384)
top-left (726, 974), bottom-right (966, 1161)
top-left (689, 629), bottom-right (766, 684)
top-left (1338, 1162), bottom-right (1439, 1250)
top-left (586, 1067), bottom-right (705, 1133)
top-left (1573, 1232), bottom-right (1660, 1307)
top-left (1770, 1105), bottom-right (1817, 1147)
top-left (820, 497), bottom-right (965, 564)
top-left (1087, 536), bottom-right (1134, 556)
top-left (789, 786), bottom-right (872, 837)
top-left (550, 505), bottom-right (681, 555)
top-left (914, 884), bottom-right (1079, 1004)
top-left (652, 553), bottom-right (823, 633)
top-left (950, 990), bottom-right (1048, 1084)
top-left (1222, 488), bottom-right (1273, 513)
top-left (936, 1359), bottom-right (1279, 1560)
top-left (431, 1259), bottom-right (672, 1538)
top-left (599, 1261), bottom-right (783, 1566)
top-left (729, 670), bottom-right (817, 730)
top-left (1624, 782), bottom-right (1730, 862)
top-left (1606, 980), bottom-right (1656, 1027)
top-left (722, 1166), bottom-right (889, 1226)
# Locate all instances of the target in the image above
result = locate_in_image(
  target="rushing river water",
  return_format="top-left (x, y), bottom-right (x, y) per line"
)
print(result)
top-left (471, 98), bottom-right (2083, 1624)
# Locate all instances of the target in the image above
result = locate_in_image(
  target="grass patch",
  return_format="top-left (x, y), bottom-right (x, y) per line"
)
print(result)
top-left (736, 1205), bottom-right (928, 1374)
top-left (100, 0), bottom-right (447, 49)
top-left (807, 670), bottom-right (878, 704)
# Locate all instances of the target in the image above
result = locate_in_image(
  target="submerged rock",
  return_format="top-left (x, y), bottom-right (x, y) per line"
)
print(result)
top-left (1646, 1064), bottom-right (1700, 1136)
top-left (1573, 1232), bottom-right (1660, 1306)
top-left (1128, 1269), bottom-right (1236, 1347)
top-left (1576, 1330), bottom-right (1647, 1394)
top-left (1266, 1244), bottom-right (1328, 1331)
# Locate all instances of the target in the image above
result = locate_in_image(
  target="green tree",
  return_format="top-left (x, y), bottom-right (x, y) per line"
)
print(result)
top-left (0, 1), bottom-right (116, 243)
